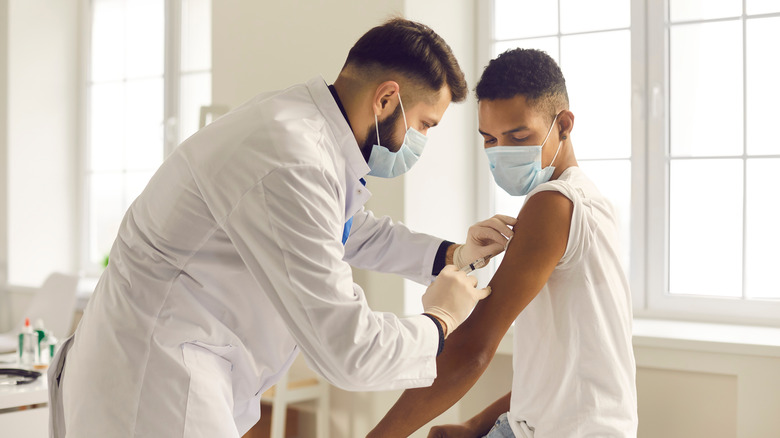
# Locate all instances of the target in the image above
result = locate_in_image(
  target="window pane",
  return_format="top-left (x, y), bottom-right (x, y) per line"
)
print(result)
top-left (493, 37), bottom-right (559, 61)
top-left (561, 30), bottom-right (631, 159)
top-left (559, 0), bottom-right (630, 34)
top-left (669, 159), bottom-right (743, 297)
top-left (181, 0), bottom-right (212, 72)
top-left (92, 0), bottom-right (125, 82)
top-left (179, 72), bottom-right (212, 142)
top-left (746, 17), bottom-right (780, 156)
top-left (494, 0), bottom-right (558, 40)
top-left (745, 159), bottom-right (780, 299)
top-left (89, 172), bottom-right (126, 264)
top-left (125, 78), bottom-right (164, 171)
top-left (747, 0), bottom-right (780, 15)
top-left (125, 0), bottom-right (164, 78)
top-left (670, 21), bottom-right (743, 157)
top-left (91, 82), bottom-right (125, 171)
top-left (670, 0), bottom-right (741, 22)
top-left (578, 160), bottom-right (631, 270)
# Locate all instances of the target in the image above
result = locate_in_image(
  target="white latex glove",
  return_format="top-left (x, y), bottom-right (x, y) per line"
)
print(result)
top-left (454, 214), bottom-right (516, 270)
top-left (422, 265), bottom-right (492, 337)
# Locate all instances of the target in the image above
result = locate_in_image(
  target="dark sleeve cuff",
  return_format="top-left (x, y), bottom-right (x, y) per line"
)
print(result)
top-left (422, 313), bottom-right (445, 356)
top-left (432, 240), bottom-right (455, 276)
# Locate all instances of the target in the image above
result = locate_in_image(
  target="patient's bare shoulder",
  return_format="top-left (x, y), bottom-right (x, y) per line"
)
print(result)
top-left (451, 190), bottom-right (575, 348)
top-left (477, 190), bottom-right (573, 322)
top-left (514, 190), bottom-right (573, 249)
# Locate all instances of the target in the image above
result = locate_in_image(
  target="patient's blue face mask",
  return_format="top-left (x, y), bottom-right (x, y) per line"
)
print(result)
top-left (367, 93), bottom-right (428, 178)
top-left (485, 113), bottom-right (562, 196)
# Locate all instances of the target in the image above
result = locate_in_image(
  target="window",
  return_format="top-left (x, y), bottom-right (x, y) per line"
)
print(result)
top-left (83, 0), bottom-right (211, 275)
top-left (481, 0), bottom-right (780, 324)
top-left (646, 0), bottom-right (780, 321)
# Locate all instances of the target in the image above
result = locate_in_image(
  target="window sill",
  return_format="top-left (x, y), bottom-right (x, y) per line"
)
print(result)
top-left (495, 318), bottom-right (780, 358)
top-left (632, 318), bottom-right (780, 358)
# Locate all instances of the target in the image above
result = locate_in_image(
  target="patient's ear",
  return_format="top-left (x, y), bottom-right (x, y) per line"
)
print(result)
top-left (557, 110), bottom-right (574, 139)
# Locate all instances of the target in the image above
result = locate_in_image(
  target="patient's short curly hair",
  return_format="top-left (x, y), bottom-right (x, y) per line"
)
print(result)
top-left (476, 48), bottom-right (569, 121)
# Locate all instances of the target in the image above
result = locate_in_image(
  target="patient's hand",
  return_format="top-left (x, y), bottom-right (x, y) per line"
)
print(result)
top-left (428, 423), bottom-right (479, 438)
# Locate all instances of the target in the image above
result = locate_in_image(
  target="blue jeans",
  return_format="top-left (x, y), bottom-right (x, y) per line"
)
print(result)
top-left (483, 413), bottom-right (515, 438)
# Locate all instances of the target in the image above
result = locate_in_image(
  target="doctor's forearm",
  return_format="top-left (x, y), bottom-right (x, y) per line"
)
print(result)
top-left (445, 243), bottom-right (458, 265)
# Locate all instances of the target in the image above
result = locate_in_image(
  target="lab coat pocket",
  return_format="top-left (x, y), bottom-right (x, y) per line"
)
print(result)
top-left (181, 341), bottom-right (240, 438)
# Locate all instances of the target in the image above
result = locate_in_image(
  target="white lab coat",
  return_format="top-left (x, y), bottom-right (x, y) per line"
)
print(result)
top-left (49, 77), bottom-right (443, 437)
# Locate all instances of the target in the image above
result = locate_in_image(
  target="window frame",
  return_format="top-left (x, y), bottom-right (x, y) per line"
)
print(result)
top-left (79, 0), bottom-right (208, 277)
top-left (645, 0), bottom-right (780, 324)
top-left (478, 0), bottom-right (780, 326)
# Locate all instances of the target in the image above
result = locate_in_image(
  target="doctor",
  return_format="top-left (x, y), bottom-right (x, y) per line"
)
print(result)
top-left (49, 18), bottom-right (514, 437)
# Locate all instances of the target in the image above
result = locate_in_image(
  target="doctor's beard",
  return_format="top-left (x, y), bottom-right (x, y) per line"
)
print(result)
top-left (362, 103), bottom-right (404, 155)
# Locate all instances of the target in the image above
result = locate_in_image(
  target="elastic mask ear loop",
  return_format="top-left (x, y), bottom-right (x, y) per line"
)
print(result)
top-left (397, 93), bottom-right (409, 131)
top-left (549, 139), bottom-right (563, 168)
top-left (374, 113), bottom-right (381, 147)
top-left (544, 113), bottom-right (563, 168)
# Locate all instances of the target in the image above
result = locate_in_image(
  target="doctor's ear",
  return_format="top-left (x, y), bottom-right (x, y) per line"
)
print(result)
top-left (373, 81), bottom-right (400, 114)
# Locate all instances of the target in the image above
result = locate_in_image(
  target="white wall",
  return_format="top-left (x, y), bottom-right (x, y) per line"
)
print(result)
top-left (634, 342), bottom-right (780, 438)
top-left (637, 367), bottom-right (737, 437)
top-left (7, 0), bottom-right (79, 287)
top-left (212, 0), bottom-right (405, 110)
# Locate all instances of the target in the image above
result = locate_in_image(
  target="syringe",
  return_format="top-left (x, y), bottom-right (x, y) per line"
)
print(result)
top-left (459, 257), bottom-right (487, 274)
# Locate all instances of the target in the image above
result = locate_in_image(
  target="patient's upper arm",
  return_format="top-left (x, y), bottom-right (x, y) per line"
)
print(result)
top-left (452, 190), bottom-right (573, 352)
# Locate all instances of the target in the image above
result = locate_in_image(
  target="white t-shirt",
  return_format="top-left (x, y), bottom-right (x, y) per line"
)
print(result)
top-left (508, 166), bottom-right (638, 437)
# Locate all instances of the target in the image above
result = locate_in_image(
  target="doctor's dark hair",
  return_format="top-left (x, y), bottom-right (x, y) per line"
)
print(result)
top-left (344, 18), bottom-right (468, 103)
top-left (476, 48), bottom-right (569, 119)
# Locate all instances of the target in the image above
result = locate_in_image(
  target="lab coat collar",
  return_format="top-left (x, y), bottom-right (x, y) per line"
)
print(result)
top-left (307, 76), bottom-right (371, 219)
top-left (307, 76), bottom-right (370, 180)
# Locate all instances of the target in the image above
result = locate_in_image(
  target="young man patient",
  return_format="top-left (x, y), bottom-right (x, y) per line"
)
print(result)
top-left (368, 48), bottom-right (638, 438)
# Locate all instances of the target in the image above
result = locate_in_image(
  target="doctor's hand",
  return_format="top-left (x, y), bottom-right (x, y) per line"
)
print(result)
top-left (453, 214), bottom-right (516, 270)
top-left (422, 265), bottom-right (491, 338)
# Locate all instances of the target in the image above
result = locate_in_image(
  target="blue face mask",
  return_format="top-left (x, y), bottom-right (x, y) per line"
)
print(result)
top-left (367, 93), bottom-right (428, 178)
top-left (484, 114), bottom-right (562, 196)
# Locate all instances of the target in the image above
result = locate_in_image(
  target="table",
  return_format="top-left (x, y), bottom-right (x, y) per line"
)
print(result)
top-left (0, 360), bottom-right (49, 438)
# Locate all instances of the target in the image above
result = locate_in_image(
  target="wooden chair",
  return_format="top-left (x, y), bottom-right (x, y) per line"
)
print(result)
top-left (260, 365), bottom-right (330, 438)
